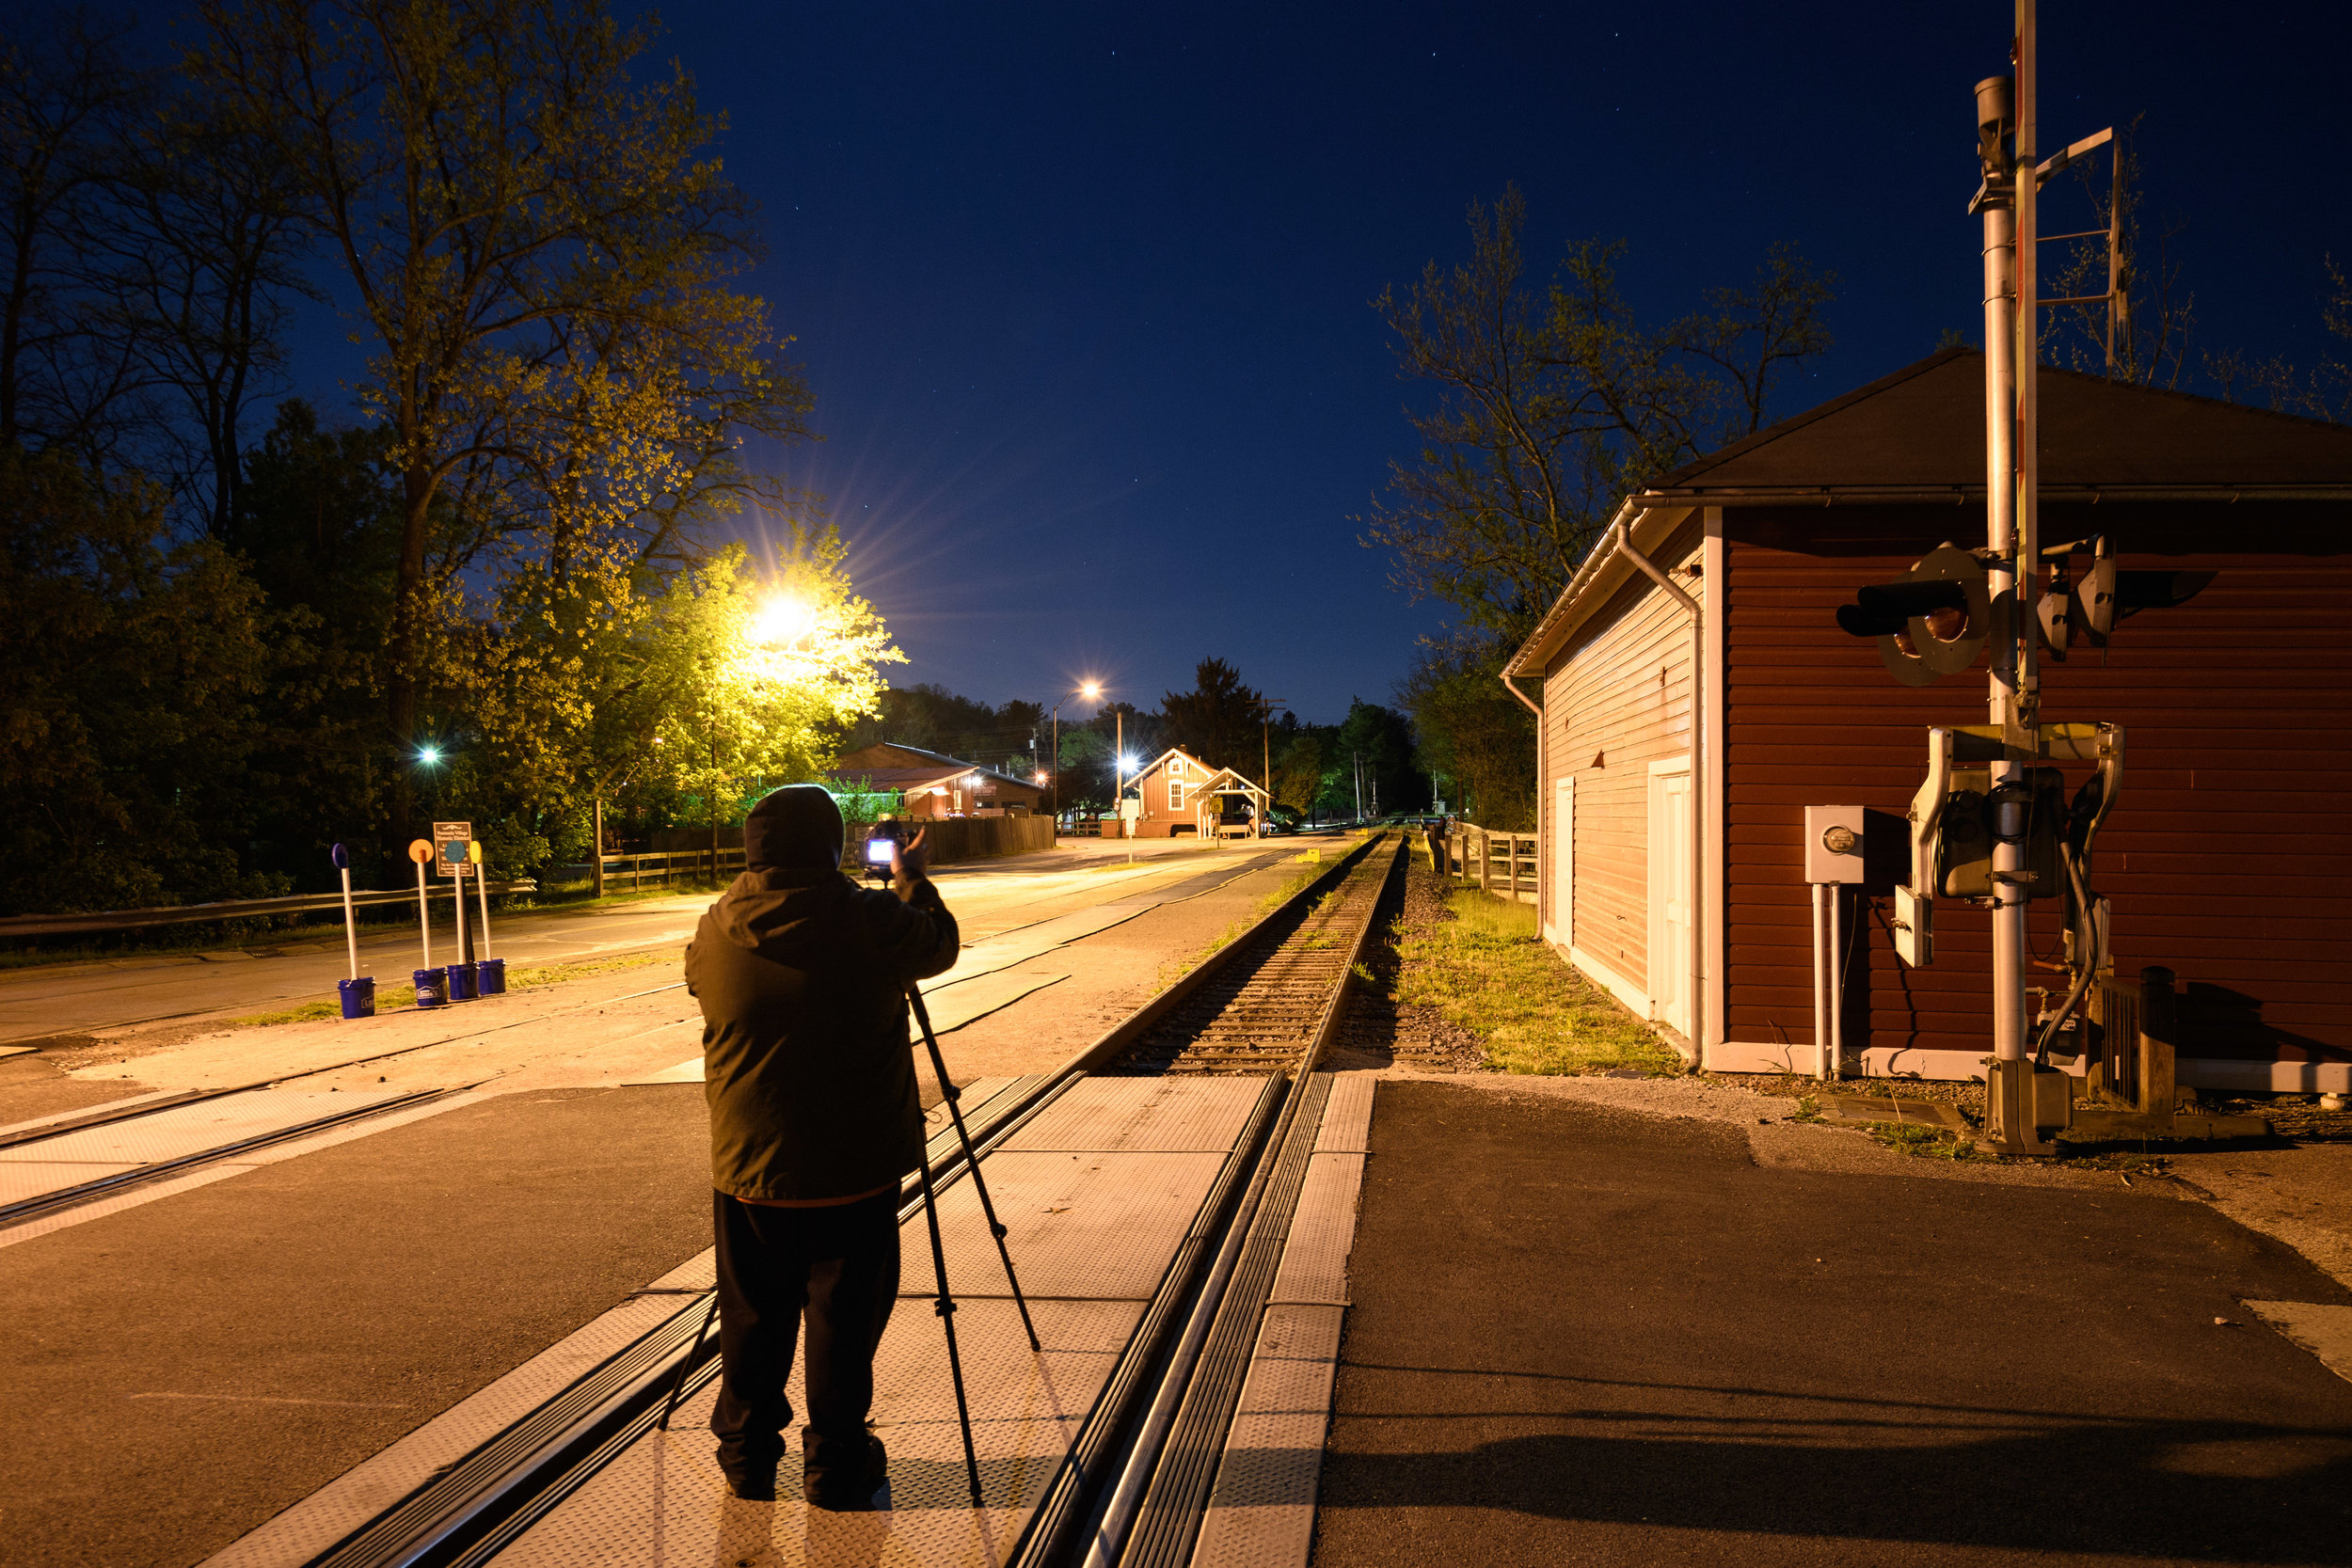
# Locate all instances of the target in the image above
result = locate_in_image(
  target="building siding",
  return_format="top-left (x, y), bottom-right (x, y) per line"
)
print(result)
top-left (1540, 521), bottom-right (1705, 1006)
top-left (1722, 502), bottom-right (2352, 1070)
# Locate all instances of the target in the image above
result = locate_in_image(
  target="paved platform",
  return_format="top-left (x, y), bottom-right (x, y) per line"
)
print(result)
top-left (1314, 1079), bottom-right (2352, 1568)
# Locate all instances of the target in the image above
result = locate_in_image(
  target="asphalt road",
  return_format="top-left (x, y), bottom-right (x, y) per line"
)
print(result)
top-left (1315, 1081), bottom-right (2352, 1568)
top-left (0, 1084), bottom-right (712, 1568)
top-left (0, 837), bottom-right (1291, 1049)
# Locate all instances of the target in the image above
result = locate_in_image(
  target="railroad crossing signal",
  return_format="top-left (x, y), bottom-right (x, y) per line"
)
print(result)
top-left (433, 821), bottom-right (472, 879)
top-left (1835, 537), bottom-right (2214, 683)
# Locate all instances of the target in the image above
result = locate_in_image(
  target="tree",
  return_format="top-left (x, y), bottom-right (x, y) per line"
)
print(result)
top-left (2042, 119), bottom-right (2196, 391)
top-left (0, 10), bottom-right (156, 465)
top-left (1365, 187), bottom-right (1835, 641)
top-left (0, 447), bottom-right (280, 912)
top-left (1158, 657), bottom-right (1263, 772)
top-left (1396, 632), bottom-right (1534, 829)
top-left (190, 0), bottom-right (817, 785)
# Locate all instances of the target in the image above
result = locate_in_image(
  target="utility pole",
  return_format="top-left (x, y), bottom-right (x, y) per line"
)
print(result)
top-left (1243, 695), bottom-right (1288, 836)
top-left (1352, 752), bottom-right (1363, 822)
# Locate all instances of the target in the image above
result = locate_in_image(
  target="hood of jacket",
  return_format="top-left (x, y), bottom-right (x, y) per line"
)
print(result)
top-left (709, 866), bottom-right (853, 960)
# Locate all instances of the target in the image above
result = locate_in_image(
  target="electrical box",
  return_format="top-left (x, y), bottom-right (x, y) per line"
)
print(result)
top-left (1892, 885), bottom-right (1932, 967)
top-left (1804, 805), bottom-right (1866, 884)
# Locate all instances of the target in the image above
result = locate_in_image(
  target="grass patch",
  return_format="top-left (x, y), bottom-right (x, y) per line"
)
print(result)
top-left (1868, 1121), bottom-right (1984, 1160)
top-left (226, 949), bottom-right (669, 1029)
top-left (1396, 888), bottom-right (1682, 1076)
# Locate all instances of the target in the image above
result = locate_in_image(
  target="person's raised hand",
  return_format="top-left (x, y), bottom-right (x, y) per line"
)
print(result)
top-left (890, 827), bottom-right (929, 891)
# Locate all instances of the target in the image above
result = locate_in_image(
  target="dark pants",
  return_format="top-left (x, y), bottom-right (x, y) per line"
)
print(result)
top-left (709, 1188), bottom-right (900, 1480)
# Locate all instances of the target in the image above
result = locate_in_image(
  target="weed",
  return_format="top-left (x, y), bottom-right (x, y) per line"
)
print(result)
top-left (1867, 1120), bottom-right (1984, 1160)
top-left (1396, 887), bottom-right (1680, 1077)
top-left (1349, 960), bottom-right (1376, 985)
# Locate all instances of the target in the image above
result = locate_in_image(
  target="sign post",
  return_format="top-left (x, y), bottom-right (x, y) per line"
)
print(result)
top-left (435, 820), bottom-right (476, 1000)
top-left (408, 839), bottom-right (446, 1007)
top-left (331, 843), bottom-right (374, 1019)
top-left (469, 840), bottom-right (505, 994)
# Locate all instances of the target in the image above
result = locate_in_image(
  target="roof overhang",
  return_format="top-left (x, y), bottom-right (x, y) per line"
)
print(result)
top-left (1502, 499), bottom-right (1702, 684)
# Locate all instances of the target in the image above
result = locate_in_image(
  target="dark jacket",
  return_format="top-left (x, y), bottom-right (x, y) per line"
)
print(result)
top-left (685, 867), bottom-right (960, 1202)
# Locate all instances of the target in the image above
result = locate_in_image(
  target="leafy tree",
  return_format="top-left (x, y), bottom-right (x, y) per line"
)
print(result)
top-left (1326, 699), bottom-right (1420, 820)
top-left (1158, 657), bottom-right (1263, 773)
top-left (190, 0), bottom-right (817, 784)
top-left (1364, 185), bottom-right (1834, 641)
top-left (0, 448), bottom-right (280, 912)
top-left (1396, 633), bottom-right (1534, 829)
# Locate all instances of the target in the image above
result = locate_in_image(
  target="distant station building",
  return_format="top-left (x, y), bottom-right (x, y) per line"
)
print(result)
top-left (1121, 749), bottom-right (1273, 838)
top-left (1502, 347), bottom-right (2352, 1093)
top-left (827, 741), bottom-right (1045, 819)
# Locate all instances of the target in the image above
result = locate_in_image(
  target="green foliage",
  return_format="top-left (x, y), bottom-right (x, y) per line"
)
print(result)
top-left (1395, 632), bottom-right (1533, 829)
top-left (0, 450), bottom-right (283, 912)
top-left (1159, 657), bottom-right (1265, 773)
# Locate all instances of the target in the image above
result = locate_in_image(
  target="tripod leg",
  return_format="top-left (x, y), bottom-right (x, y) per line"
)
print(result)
top-left (909, 985), bottom-right (1041, 1352)
top-left (915, 1151), bottom-right (985, 1510)
top-left (657, 1292), bottom-right (721, 1433)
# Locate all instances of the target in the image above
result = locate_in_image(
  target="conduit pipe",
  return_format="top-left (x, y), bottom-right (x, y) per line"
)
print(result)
top-left (1507, 515), bottom-right (1709, 1066)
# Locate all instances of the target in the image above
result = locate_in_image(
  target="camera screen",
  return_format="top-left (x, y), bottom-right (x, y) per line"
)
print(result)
top-left (865, 838), bottom-right (895, 865)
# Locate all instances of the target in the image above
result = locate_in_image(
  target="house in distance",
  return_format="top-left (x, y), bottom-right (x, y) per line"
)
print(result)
top-left (825, 741), bottom-right (1045, 820)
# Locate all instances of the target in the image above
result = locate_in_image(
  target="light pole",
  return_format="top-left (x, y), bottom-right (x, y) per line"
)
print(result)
top-left (1242, 695), bottom-right (1288, 836)
top-left (1051, 681), bottom-right (1103, 832)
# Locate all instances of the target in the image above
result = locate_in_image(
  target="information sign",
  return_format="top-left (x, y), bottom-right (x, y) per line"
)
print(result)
top-left (433, 820), bottom-right (473, 879)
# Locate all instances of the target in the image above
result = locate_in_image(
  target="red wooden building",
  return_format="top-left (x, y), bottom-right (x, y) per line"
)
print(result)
top-left (1502, 349), bottom-right (2352, 1093)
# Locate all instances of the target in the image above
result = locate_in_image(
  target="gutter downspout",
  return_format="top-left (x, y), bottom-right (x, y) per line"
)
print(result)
top-left (1609, 519), bottom-right (1708, 1069)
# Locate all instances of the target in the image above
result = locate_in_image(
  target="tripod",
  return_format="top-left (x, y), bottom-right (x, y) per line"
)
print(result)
top-left (657, 982), bottom-right (1039, 1513)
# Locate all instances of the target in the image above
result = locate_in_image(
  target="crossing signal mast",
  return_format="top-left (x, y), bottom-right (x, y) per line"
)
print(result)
top-left (1832, 3), bottom-right (2211, 1154)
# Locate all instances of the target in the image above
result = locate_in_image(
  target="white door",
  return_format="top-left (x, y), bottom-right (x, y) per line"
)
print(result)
top-left (1545, 777), bottom-right (1574, 946)
top-left (1648, 763), bottom-right (1694, 1037)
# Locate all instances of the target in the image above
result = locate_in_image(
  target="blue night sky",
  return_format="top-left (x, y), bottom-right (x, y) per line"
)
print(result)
top-left (244, 2), bottom-right (2349, 724)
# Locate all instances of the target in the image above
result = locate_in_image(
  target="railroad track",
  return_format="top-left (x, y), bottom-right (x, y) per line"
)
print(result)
top-left (192, 831), bottom-right (1405, 1568)
top-left (1113, 838), bottom-right (1399, 1075)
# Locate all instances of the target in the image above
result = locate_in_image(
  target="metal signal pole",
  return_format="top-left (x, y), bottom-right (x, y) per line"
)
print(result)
top-left (1975, 0), bottom-right (2046, 1151)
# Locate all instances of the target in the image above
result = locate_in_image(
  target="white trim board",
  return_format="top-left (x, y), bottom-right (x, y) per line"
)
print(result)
top-left (1711, 1041), bottom-right (2350, 1093)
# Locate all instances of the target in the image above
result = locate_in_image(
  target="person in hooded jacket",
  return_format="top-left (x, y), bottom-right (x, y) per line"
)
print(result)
top-left (684, 784), bottom-right (959, 1508)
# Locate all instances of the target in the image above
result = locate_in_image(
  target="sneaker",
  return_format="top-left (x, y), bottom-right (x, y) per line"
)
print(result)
top-left (804, 1433), bottom-right (889, 1512)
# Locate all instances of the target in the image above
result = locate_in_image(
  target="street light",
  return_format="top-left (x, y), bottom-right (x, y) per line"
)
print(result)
top-left (416, 745), bottom-right (442, 767)
top-left (751, 594), bottom-right (816, 649)
top-left (1050, 680), bottom-right (1104, 833)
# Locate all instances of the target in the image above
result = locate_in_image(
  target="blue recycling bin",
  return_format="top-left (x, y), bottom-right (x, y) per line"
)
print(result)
top-left (413, 967), bottom-right (448, 1008)
top-left (338, 976), bottom-right (376, 1020)
top-left (447, 960), bottom-right (478, 1002)
top-left (475, 958), bottom-right (507, 995)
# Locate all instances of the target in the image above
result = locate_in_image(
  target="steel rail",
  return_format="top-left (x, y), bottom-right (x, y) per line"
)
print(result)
top-left (0, 1085), bottom-right (473, 1230)
top-left (280, 833), bottom-right (1391, 1568)
top-left (1076, 836), bottom-right (1403, 1568)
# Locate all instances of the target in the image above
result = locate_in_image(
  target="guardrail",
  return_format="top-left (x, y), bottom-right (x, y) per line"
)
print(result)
top-left (0, 879), bottom-right (540, 939)
top-left (1450, 821), bottom-right (1538, 903)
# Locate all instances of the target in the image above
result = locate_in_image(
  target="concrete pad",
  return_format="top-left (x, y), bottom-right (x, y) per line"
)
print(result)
top-left (2244, 1299), bottom-right (2352, 1386)
top-left (1316, 1079), bottom-right (2352, 1568)
top-left (1816, 1094), bottom-right (1970, 1131)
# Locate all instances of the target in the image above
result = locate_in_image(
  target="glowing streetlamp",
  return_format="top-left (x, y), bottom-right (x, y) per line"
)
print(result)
top-left (1050, 680), bottom-right (1104, 832)
top-left (416, 745), bottom-right (442, 767)
top-left (751, 594), bottom-right (817, 649)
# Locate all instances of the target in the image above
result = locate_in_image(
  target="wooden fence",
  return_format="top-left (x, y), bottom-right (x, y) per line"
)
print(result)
top-left (1446, 821), bottom-right (1538, 904)
top-left (578, 816), bottom-right (1057, 895)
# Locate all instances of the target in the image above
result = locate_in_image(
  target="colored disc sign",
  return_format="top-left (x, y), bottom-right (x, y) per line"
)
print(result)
top-left (433, 820), bottom-right (473, 879)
